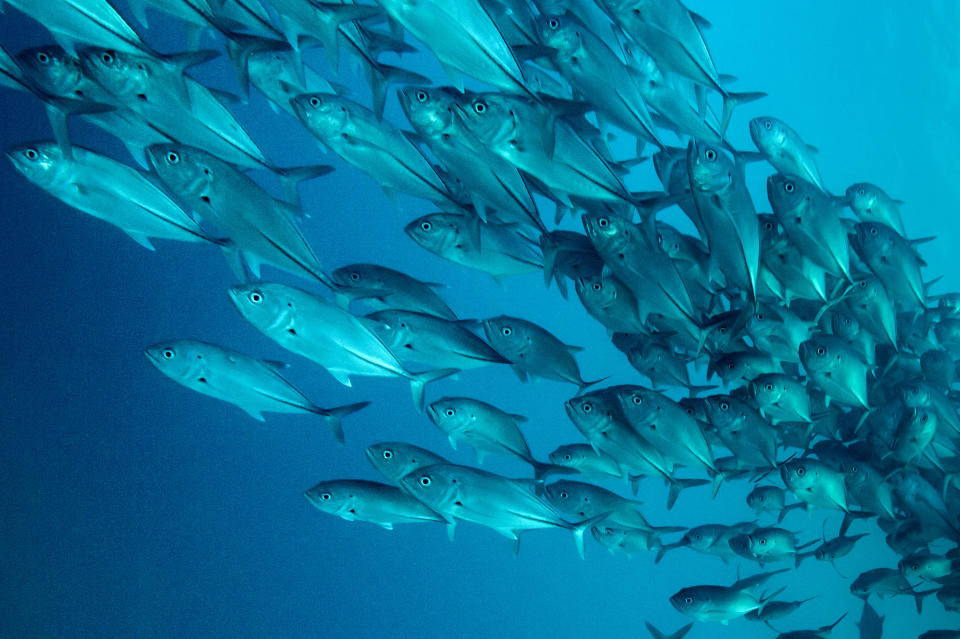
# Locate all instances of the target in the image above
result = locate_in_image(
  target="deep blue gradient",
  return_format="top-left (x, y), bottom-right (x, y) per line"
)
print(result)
top-left (1, 2), bottom-right (957, 638)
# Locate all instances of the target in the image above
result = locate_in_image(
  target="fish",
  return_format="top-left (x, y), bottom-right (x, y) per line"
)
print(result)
top-left (750, 116), bottom-right (824, 190)
top-left (400, 463), bottom-right (599, 556)
top-left (145, 339), bottom-right (368, 442)
top-left (669, 577), bottom-right (781, 623)
top-left (746, 485), bottom-right (804, 523)
top-left (426, 396), bottom-right (566, 479)
top-left (856, 600), bottom-right (884, 639)
top-left (482, 315), bottom-right (599, 390)
top-left (146, 143), bottom-right (333, 286)
top-left (227, 282), bottom-right (455, 410)
top-left (850, 221), bottom-right (927, 306)
top-left (846, 182), bottom-right (905, 234)
top-left (644, 622), bottom-right (692, 639)
top-left (331, 263), bottom-right (456, 320)
top-left (406, 212), bottom-right (543, 282)
top-left (799, 335), bottom-right (871, 409)
top-left (780, 458), bottom-right (870, 535)
top-left (304, 479), bottom-right (446, 529)
top-left (5, 0), bottom-right (148, 56)
top-left (365, 442), bottom-right (450, 485)
top-left (771, 613), bottom-right (847, 639)
top-left (7, 141), bottom-right (214, 250)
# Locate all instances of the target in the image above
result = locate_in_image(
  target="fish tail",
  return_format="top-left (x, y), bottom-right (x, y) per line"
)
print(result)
top-left (839, 510), bottom-right (874, 536)
top-left (666, 478), bottom-right (709, 510)
top-left (720, 90), bottom-right (767, 137)
top-left (409, 368), bottom-right (458, 412)
top-left (530, 460), bottom-right (577, 482)
top-left (644, 621), bottom-right (693, 639)
top-left (314, 401), bottom-right (371, 444)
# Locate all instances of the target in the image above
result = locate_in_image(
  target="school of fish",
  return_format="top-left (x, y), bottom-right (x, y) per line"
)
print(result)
top-left (3, 1), bottom-right (959, 637)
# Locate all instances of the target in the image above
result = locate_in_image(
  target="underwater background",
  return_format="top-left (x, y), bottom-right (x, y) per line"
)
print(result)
top-left (0, 1), bottom-right (958, 637)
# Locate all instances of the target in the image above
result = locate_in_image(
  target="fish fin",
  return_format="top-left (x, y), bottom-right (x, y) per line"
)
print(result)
top-left (313, 401), bottom-right (371, 445)
top-left (571, 512), bottom-right (611, 559)
top-left (565, 344), bottom-right (584, 353)
top-left (127, 0), bottom-right (149, 27)
top-left (644, 621), bottom-right (693, 639)
top-left (530, 460), bottom-right (576, 482)
top-left (124, 232), bottom-right (156, 251)
top-left (367, 63), bottom-right (431, 120)
top-left (45, 103), bottom-right (74, 158)
top-left (379, 522), bottom-right (394, 530)
top-left (446, 520), bottom-right (457, 542)
top-left (409, 368), bottom-right (458, 412)
top-left (512, 366), bottom-right (529, 383)
top-left (447, 436), bottom-right (458, 451)
top-left (720, 90), bottom-right (766, 137)
top-left (259, 359), bottom-right (288, 371)
top-left (240, 406), bottom-right (266, 421)
top-left (666, 478), bottom-right (708, 510)
top-left (328, 369), bottom-right (354, 387)
top-left (243, 252), bottom-right (263, 278)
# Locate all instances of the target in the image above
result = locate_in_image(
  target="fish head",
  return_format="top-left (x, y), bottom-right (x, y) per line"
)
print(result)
top-left (548, 444), bottom-right (586, 468)
top-left (542, 480), bottom-right (590, 516)
top-left (581, 212), bottom-right (631, 256)
top-left (331, 263), bottom-right (381, 290)
top-left (616, 386), bottom-right (657, 426)
top-left (831, 311), bottom-right (861, 341)
top-left (291, 92), bottom-right (349, 139)
top-left (749, 116), bottom-right (788, 152)
top-left (399, 464), bottom-right (458, 510)
top-left (564, 394), bottom-right (611, 437)
top-left (405, 213), bottom-right (458, 255)
top-left (246, 50), bottom-right (290, 88)
top-left (757, 214), bottom-right (781, 244)
top-left (798, 337), bottom-right (835, 375)
top-left (16, 46), bottom-right (84, 97)
top-left (898, 553), bottom-right (928, 580)
top-left (852, 221), bottom-right (894, 256)
top-left (687, 139), bottom-right (733, 192)
top-left (6, 140), bottom-right (63, 186)
top-left (534, 13), bottom-right (579, 56)
top-left (144, 339), bottom-right (205, 380)
top-left (702, 395), bottom-right (739, 430)
top-left (227, 283), bottom-right (293, 333)
top-left (845, 182), bottom-right (883, 215)
top-left (766, 173), bottom-right (811, 216)
top-left (79, 47), bottom-right (149, 99)
top-left (938, 292), bottom-right (960, 318)
top-left (397, 85), bottom-right (456, 137)
top-left (426, 397), bottom-right (473, 433)
top-left (574, 272), bottom-right (618, 310)
top-left (654, 222), bottom-right (689, 260)
top-left (481, 315), bottom-right (528, 359)
top-left (453, 91), bottom-right (517, 146)
top-left (749, 374), bottom-right (784, 408)
top-left (669, 587), bottom-right (709, 617)
top-left (779, 458), bottom-right (819, 492)
top-left (146, 143), bottom-right (215, 201)
top-left (361, 310), bottom-right (409, 350)
top-left (365, 442), bottom-right (447, 483)
top-left (303, 481), bottom-right (352, 515)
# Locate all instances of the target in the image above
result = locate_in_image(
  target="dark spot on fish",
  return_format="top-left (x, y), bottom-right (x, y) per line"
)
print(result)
top-left (137, 94), bottom-right (147, 101)
top-left (197, 377), bottom-right (207, 384)
top-left (201, 196), bottom-right (210, 204)
top-left (288, 328), bottom-right (297, 336)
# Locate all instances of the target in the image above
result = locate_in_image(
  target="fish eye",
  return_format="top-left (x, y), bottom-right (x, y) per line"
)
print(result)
top-left (763, 120), bottom-right (772, 130)
top-left (784, 181), bottom-right (795, 193)
top-left (320, 492), bottom-right (332, 501)
top-left (166, 151), bottom-right (180, 165)
top-left (764, 221), bottom-right (773, 230)
top-left (858, 188), bottom-right (866, 196)
top-left (816, 346), bottom-right (825, 356)
top-left (559, 491), bottom-right (568, 499)
top-left (162, 349), bottom-right (175, 359)
top-left (563, 454), bottom-right (571, 461)
top-left (473, 101), bottom-right (486, 114)
top-left (419, 476), bottom-right (431, 486)
top-left (420, 221), bottom-right (432, 232)
top-left (869, 226), bottom-right (878, 236)
top-left (416, 90), bottom-right (428, 102)
top-left (705, 149), bottom-right (717, 161)
top-left (309, 96), bottom-right (321, 108)
top-left (581, 402), bottom-right (592, 413)
top-left (548, 17), bottom-right (559, 29)
top-left (444, 408), bottom-right (455, 417)
top-left (632, 395), bottom-right (642, 405)
top-left (764, 383), bottom-right (773, 391)
top-left (719, 401), bottom-right (729, 411)
top-left (912, 563), bottom-right (919, 571)
top-left (759, 538), bottom-right (766, 545)
top-left (684, 597), bottom-right (694, 604)
top-left (23, 147), bottom-right (39, 161)
top-left (100, 51), bottom-right (115, 64)
top-left (501, 326), bottom-right (512, 336)
top-left (920, 414), bottom-right (928, 423)
top-left (382, 449), bottom-right (393, 459)
top-left (248, 291), bottom-right (263, 304)
top-left (796, 466), bottom-right (806, 476)
top-left (36, 51), bottom-right (50, 64)
top-left (598, 217), bottom-right (608, 227)
top-left (350, 272), bottom-right (360, 281)
top-left (592, 282), bottom-right (601, 291)
top-left (756, 313), bottom-right (764, 321)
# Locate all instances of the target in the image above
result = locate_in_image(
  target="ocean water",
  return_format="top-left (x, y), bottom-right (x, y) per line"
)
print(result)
top-left (0, 2), bottom-right (957, 638)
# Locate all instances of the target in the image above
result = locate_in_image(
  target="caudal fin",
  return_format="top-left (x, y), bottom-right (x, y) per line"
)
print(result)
top-left (409, 368), bottom-right (458, 412)
top-left (720, 90), bottom-right (767, 136)
top-left (316, 401), bottom-right (371, 444)
top-left (666, 478), bottom-right (709, 510)
top-left (645, 621), bottom-right (693, 639)
top-left (570, 512), bottom-right (611, 559)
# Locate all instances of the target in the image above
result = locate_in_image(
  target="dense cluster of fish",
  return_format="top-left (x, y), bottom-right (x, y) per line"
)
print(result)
top-left (4, 0), bottom-right (960, 637)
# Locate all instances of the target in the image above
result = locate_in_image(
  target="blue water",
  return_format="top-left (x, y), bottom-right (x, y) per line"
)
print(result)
top-left (0, 2), bottom-right (957, 637)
